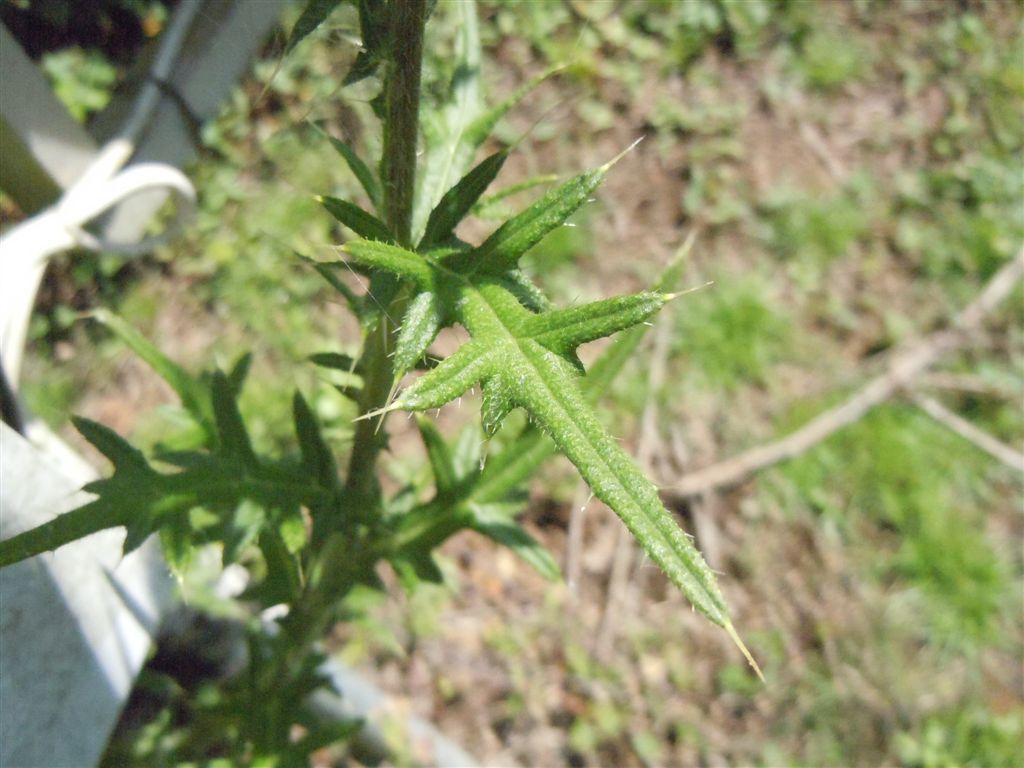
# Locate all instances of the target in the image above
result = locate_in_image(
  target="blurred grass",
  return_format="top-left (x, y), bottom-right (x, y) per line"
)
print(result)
top-left (16, 1), bottom-right (1024, 766)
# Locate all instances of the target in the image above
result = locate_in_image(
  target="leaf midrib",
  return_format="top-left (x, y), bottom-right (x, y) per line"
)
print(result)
top-left (460, 280), bottom-right (727, 624)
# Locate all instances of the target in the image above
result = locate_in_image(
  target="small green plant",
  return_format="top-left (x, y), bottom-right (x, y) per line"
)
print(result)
top-left (42, 46), bottom-right (118, 121)
top-left (1, 1), bottom-right (759, 762)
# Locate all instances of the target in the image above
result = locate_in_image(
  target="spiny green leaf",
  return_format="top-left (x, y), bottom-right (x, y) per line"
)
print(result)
top-left (393, 291), bottom-right (445, 378)
top-left (469, 506), bottom-right (560, 581)
top-left (211, 372), bottom-right (258, 469)
top-left (472, 234), bottom-right (696, 503)
top-left (419, 150), bottom-right (508, 250)
top-left (285, 0), bottom-right (344, 55)
top-left (320, 129), bottom-right (382, 211)
top-left (223, 500), bottom-right (266, 565)
top-left (415, 416), bottom-right (457, 497)
top-left (523, 292), bottom-right (669, 355)
top-left (413, 0), bottom-right (484, 238)
top-left (92, 309), bottom-right (212, 436)
top-left (349, 227), bottom-right (755, 667)
top-left (299, 254), bottom-right (366, 321)
top-left (258, 528), bottom-right (303, 604)
top-left (279, 508), bottom-right (308, 554)
top-left (413, 13), bottom-right (560, 239)
top-left (74, 416), bottom-right (153, 474)
top-left (343, 239), bottom-right (434, 289)
top-left (462, 63), bottom-right (564, 152)
top-left (309, 352), bottom-right (358, 371)
top-left (158, 518), bottom-right (194, 575)
top-left (394, 341), bottom-right (496, 412)
top-left (227, 353), bottom-right (253, 397)
top-left (480, 377), bottom-right (514, 437)
top-left (391, 551), bottom-right (444, 591)
top-left (319, 196), bottom-right (393, 242)
top-left (293, 392), bottom-right (339, 490)
top-left (503, 338), bottom-right (730, 626)
top-left (1, 410), bottom-right (330, 569)
top-left (467, 167), bottom-right (606, 274)
top-left (582, 239), bottom-right (692, 395)
top-left (465, 143), bottom-right (638, 275)
top-left (344, 0), bottom-right (388, 86)
top-left (496, 268), bottom-right (553, 312)
top-left (0, 499), bottom-right (124, 567)
top-left (474, 174), bottom-right (559, 219)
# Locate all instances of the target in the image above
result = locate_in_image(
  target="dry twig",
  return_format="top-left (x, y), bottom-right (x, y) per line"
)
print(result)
top-left (798, 121), bottom-right (848, 182)
top-left (912, 393), bottom-right (1024, 473)
top-left (919, 371), bottom-right (1020, 400)
top-left (666, 248), bottom-right (1024, 499)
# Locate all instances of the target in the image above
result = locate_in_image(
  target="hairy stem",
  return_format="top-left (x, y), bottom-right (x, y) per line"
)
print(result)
top-left (345, 0), bottom-right (427, 504)
top-left (263, 0), bottom-right (430, 716)
top-left (380, 0), bottom-right (427, 247)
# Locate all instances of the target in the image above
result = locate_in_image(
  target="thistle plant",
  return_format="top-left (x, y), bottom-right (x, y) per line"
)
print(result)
top-left (0, 0), bottom-right (759, 761)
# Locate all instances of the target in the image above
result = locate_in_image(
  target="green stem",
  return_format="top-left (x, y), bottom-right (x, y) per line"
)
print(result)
top-left (345, 0), bottom-right (427, 505)
top-left (264, 0), bottom-right (431, 705)
top-left (262, 0), bottom-right (430, 718)
top-left (380, 0), bottom-right (427, 248)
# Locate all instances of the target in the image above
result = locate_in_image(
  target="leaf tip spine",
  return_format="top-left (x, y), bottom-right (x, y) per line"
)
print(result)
top-left (665, 281), bottom-right (714, 302)
top-left (724, 621), bottom-right (765, 683)
top-left (601, 136), bottom-right (645, 172)
top-left (352, 401), bottom-right (400, 423)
